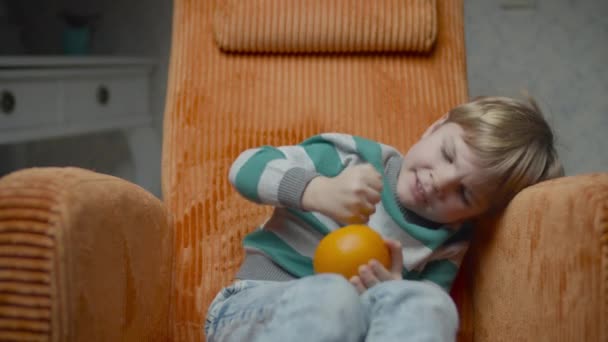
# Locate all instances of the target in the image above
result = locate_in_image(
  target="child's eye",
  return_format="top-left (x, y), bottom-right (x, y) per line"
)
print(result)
top-left (460, 186), bottom-right (470, 206)
top-left (441, 148), bottom-right (453, 163)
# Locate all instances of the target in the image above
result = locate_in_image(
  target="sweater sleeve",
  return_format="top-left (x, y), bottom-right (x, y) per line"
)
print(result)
top-left (228, 133), bottom-right (360, 209)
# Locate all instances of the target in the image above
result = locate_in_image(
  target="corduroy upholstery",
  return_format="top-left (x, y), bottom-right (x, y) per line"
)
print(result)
top-left (213, 0), bottom-right (438, 53)
top-left (164, 0), bottom-right (466, 339)
top-left (0, 168), bottom-right (172, 341)
top-left (0, 0), bottom-right (606, 341)
top-left (467, 174), bottom-right (608, 341)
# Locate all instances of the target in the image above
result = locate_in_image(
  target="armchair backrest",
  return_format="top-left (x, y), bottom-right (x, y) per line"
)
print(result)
top-left (162, 0), bottom-right (468, 339)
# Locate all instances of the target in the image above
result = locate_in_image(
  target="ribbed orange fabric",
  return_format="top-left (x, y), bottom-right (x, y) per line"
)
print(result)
top-left (0, 168), bottom-right (173, 342)
top-left (470, 174), bottom-right (608, 341)
top-left (1, 1), bottom-right (605, 341)
top-left (163, 0), bottom-right (467, 340)
top-left (0, 188), bottom-right (56, 342)
top-left (213, 0), bottom-right (438, 53)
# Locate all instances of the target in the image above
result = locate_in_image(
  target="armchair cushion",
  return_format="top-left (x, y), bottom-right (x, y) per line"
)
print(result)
top-left (0, 168), bottom-right (172, 341)
top-left (213, 0), bottom-right (438, 53)
top-left (461, 173), bottom-right (608, 341)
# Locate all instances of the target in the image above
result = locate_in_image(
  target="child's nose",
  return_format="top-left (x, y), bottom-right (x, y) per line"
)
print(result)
top-left (435, 172), bottom-right (460, 198)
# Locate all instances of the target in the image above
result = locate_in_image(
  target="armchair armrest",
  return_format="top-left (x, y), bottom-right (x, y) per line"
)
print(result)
top-left (0, 167), bottom-right (173, 341)
top-left (464, 173), bottom-right (608, 341)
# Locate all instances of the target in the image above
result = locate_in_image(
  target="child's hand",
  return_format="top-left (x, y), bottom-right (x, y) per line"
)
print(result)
top-left (302, 164), bottom-right (383, 224)
top-left (349, 239), bottom-right (403, 294)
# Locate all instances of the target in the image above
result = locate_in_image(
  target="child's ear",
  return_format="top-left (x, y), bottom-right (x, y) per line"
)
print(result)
top-left (421, 113), bottom-right (449, 139)
top-left (445, 220), bottom-right (464, 230)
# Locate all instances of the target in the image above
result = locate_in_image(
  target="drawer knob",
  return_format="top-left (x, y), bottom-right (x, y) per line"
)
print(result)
top-left (97, 85), bottom-right (110, 106)
top-left (1, 90), bottom-right (16, 115)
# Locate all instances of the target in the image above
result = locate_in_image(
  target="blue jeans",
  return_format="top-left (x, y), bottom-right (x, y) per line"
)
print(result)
top-left (205, 274), bottom-right (458, 342)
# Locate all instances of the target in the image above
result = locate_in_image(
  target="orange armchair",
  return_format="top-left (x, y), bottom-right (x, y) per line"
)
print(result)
top-left (0, 0), bottom-right (606, 341)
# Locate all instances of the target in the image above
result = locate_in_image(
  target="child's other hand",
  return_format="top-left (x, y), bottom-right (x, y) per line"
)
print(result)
top-left (350, 239), bottom-right (403, 294)
top-left (302, 164), bottom-right (383, 224)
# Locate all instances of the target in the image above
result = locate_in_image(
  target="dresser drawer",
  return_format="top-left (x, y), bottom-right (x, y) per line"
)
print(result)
top-left (63, 71), bottom-right (149, 123)
top-left (0, 79), bottom-right (61, 129)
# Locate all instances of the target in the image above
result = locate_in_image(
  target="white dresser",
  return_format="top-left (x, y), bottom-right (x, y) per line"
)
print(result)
top-left (0, 56), bottom-right (161, 195)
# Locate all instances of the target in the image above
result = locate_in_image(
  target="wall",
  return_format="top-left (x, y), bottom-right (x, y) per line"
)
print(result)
top-left (0, 0), bottom-right (172, 198)
top-left (2, 0), bottom-right (606, 198)
top-left (465, 0), bottom-right (607, 175)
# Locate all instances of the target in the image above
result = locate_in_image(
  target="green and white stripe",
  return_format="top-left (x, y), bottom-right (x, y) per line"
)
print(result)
top-left (368, 203), bottom-right (434, 271)
top-left (229, 133), bottom-right (470, 291)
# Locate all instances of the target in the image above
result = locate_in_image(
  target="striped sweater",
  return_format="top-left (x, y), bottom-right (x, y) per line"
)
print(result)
top-left (229, 133), bottom-right (471, 291)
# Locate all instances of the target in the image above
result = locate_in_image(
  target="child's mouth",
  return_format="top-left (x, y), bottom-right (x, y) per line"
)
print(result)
top-left (414, 172), bottom-right (428, 205)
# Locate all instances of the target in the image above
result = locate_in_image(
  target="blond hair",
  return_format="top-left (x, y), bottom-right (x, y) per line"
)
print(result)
top-left (447, 96), bottom-right (563, 211)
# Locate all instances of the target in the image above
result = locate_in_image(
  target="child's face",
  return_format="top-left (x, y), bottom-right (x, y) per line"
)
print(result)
top-left (396, 119), bottom-right (491, 224)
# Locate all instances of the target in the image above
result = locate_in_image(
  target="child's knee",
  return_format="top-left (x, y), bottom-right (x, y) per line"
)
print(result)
top-left (309, 273), bottom-right (353, 289)
top-left (365, 280), bottom-right (458, 320)
top-left (299, 274), bottom-right (364, 314)
top-left (278, 274), bottom-right (367, 339)
top-left (408, 281), bottom-right (457, 317)
top-left (302, 274), bottom-right (359, 303)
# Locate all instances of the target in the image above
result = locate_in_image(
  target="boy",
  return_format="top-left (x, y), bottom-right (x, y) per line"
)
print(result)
top-left (205, 96), bottom-right (563, 341)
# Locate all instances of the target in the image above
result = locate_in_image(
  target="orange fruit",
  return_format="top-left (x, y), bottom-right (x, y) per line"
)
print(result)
top-left (313, 224), bottom-right (391, 279)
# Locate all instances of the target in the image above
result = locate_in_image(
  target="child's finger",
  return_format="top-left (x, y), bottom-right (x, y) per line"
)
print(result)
top-left (385, 239), bottom-right (404, 275)
top-left (364, 187), bottom-right (382, 204)
top-left (359, 265), bottom-right (380, 288)
top-left (350, 276), bottom-right (366, 294)
top-left (358, 202), bottom-right (376, 216)
top-left (346, 214), bottom-right (369, 225)
top-left (369, 259), bottom-right (393, 281)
